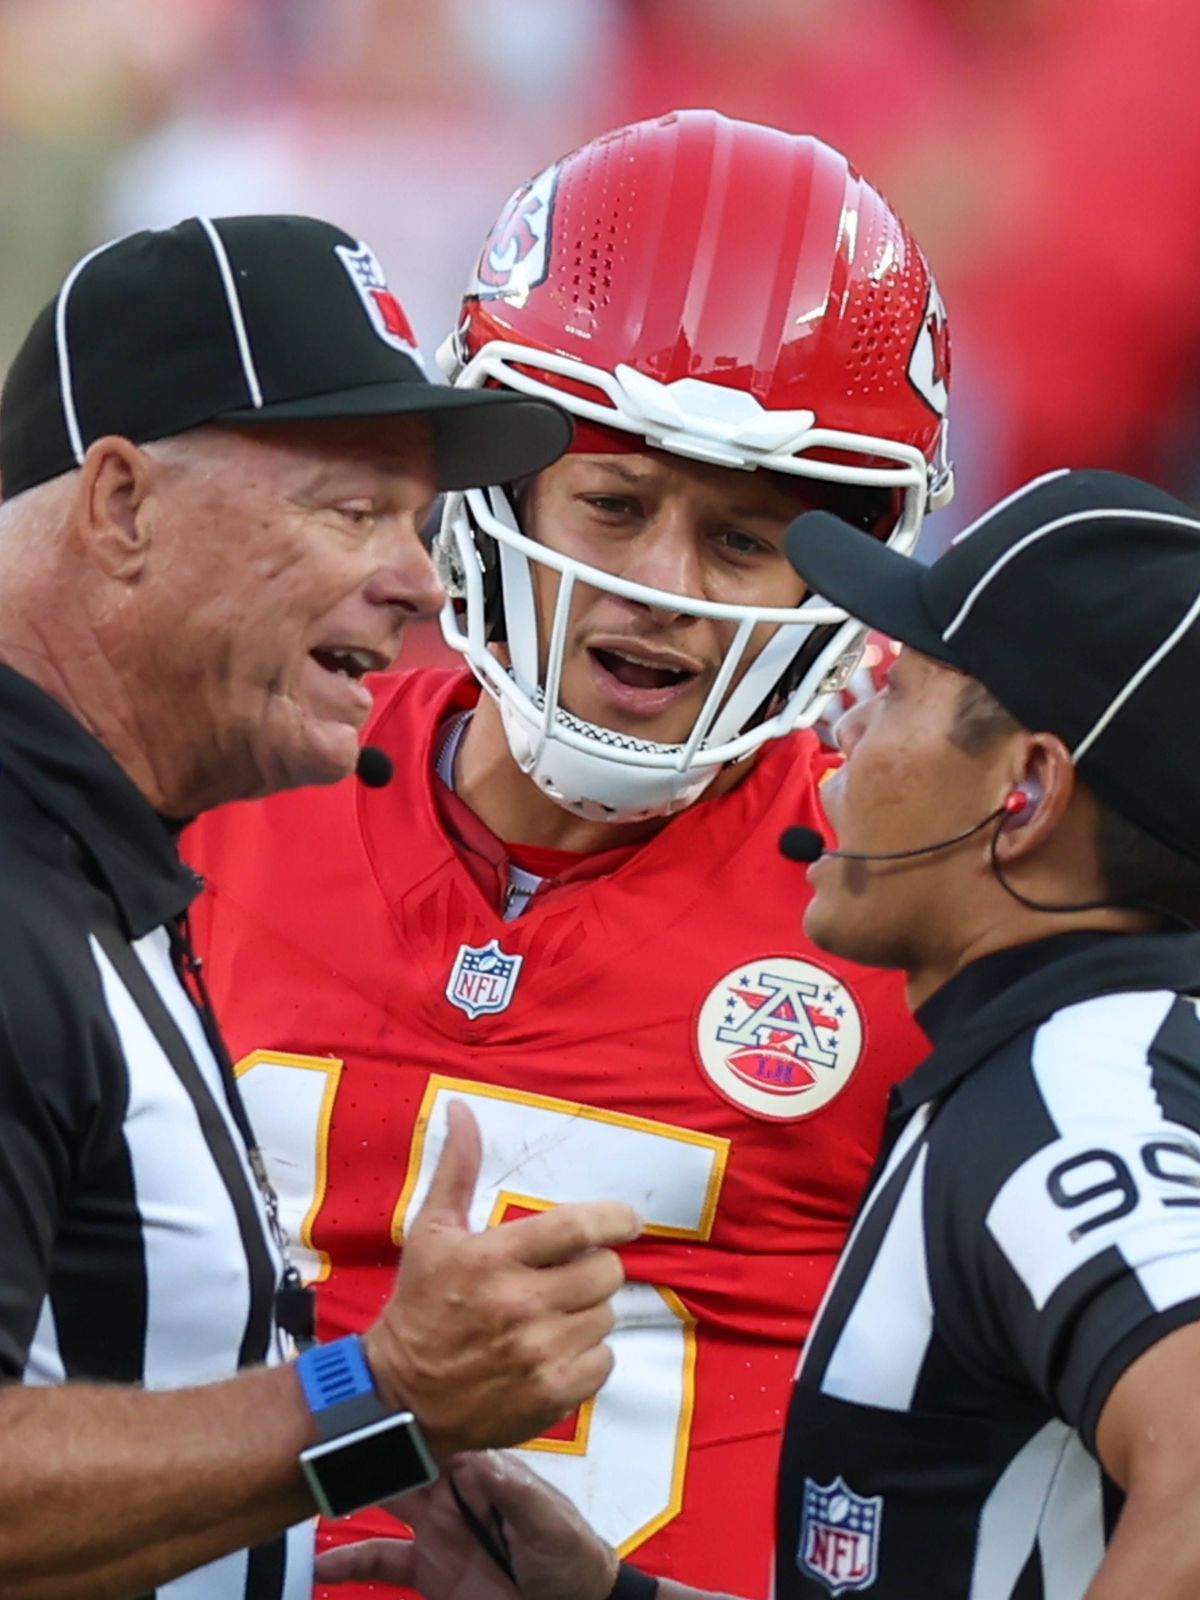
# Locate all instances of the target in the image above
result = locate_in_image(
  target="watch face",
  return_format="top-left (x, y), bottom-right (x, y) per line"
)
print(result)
top-left (301, 1413), bottom-right (437, 1519)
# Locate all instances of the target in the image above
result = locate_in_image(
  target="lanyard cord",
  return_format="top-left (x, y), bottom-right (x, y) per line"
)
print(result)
top-left (168, 909), bottom-right (315, 1347)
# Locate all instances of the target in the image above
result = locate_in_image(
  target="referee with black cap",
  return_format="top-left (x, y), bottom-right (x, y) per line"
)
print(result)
top-left (772, 466), bottom-right (1200, 1599)
top-left (0, 215), bottom-right (640, 1600)
top-left (318, 468), bottom-right (1200, 1600)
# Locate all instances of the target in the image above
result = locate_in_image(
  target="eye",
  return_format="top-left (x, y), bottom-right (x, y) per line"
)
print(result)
top-left (336, 502), bottom-right (377, 527)
top-left (582, 494), bottom-right (641, 519)
top-left (717, 527), bottom-right (772, 557)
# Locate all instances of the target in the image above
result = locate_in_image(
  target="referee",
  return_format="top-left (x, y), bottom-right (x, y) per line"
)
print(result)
top-left (772, 467), bottom-right (1200, 1598)
top-left (0, 216), bottom-right (638, 1600)
top-left (320, 468), bottom-right (1200, 1600)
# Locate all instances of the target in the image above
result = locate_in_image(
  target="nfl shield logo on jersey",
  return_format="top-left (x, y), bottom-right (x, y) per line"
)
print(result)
top-left (798, 1476), bottom-right (882, 1595)
top-left (446, 938), bottom-right (524, 1020)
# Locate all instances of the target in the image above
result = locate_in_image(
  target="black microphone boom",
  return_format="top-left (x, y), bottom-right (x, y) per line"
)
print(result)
top-left (355, 745), bottom-right (394, 788)
top-left (780, 803), bottom-right (1197, 929)
top-left (779, 805), bottom-right (1009, 866)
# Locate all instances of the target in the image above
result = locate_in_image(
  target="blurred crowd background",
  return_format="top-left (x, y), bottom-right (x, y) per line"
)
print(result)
top-left (3, 0), bottom-right (1197, 661)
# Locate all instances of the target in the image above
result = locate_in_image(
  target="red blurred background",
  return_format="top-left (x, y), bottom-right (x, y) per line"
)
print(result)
top-left (4, 0), bottom-right (1196, 662)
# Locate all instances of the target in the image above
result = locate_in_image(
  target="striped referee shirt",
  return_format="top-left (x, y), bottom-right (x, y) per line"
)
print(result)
top-left (776, 929), bottom-right (1200, 1599)
top-left (0, 664), bottom-right (311, 1600)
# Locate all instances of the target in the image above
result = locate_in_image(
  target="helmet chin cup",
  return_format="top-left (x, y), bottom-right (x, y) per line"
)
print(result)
top-left (498, 695), bottom-right (719, 823)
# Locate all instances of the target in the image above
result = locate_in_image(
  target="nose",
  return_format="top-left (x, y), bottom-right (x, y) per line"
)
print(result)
top-left (366, 518), bottom-right (445, 621)
top-left (617, 511), bottom-right (704, 624)
top-left (833, 696), bottom-right (870, 756)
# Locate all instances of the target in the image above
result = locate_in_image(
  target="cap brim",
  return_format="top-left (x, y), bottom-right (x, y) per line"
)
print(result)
top-left (221, 383), bottom-right (573, 491)
top-left (784, 511), bottom-right (959, 665)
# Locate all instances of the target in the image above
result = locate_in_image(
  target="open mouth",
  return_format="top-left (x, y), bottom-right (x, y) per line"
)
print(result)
top-left (588, 647), bottom-right (697, 692)
top-left (309, 646), bottom-right (387, 682)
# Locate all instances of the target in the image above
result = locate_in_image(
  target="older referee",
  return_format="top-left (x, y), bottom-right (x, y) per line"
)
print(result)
top-left (0, 216), bottom-right (641, 1600)
top-left (322, 468), bottom-right (1200, 1600)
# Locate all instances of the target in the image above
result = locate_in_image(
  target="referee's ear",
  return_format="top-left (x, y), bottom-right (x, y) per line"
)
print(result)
top-left (992, 734), bottom-right (1077, 865)
top-left (75, 434), bottom-right (157, 582)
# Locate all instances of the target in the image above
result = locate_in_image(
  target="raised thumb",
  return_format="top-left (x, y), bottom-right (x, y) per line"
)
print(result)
top-left (413, 1098), bottom-right (482, 1232)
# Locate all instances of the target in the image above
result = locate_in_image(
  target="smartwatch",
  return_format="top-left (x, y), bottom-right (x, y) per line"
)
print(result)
top-left (296, 1335), bottom-right (438, 1517)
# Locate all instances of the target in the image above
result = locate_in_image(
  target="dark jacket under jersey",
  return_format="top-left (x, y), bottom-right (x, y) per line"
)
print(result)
top-left (776, 929), bottom-right (1200, 1600)
top-left (0, 663), bottom-right (309, 1600)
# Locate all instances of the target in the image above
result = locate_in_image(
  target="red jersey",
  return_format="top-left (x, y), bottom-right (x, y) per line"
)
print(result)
top-left (185, 670), bottom-right (926, 1599)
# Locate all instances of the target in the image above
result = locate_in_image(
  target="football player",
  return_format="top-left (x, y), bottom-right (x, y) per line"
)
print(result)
top-left (185, 110), bottom-right (952, 1599)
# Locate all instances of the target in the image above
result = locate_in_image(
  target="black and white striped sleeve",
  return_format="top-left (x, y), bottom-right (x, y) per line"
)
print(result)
top-left (946, 990), bottom-right (1200, 1446)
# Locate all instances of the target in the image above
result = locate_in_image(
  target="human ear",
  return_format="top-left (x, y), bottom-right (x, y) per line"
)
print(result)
top-left (994, 735), bottom-right (1074, 856)
top-left (75, 435), bottom-right (155, 580)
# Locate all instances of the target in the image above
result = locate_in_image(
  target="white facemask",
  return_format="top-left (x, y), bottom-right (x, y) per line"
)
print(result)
top-left (433, 342), bottom-right (941, 824)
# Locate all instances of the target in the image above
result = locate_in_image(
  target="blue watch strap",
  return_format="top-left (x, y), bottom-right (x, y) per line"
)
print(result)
top-left (297, 1335), bottom-right (390, 1441)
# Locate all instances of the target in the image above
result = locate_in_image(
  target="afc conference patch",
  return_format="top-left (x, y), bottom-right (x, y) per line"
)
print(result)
top-left (798, 1476), bottom-right (882, 1595)
top-left (694, 956), bottom-right (864, 1121)
top-left (446, 938), bottom-right (524, 1020)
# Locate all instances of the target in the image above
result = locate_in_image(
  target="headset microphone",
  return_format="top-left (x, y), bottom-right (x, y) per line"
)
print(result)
top-left (355, 745), bottom-right (394, 788)
top-left (779, 789), bottom-right (1032, 866)
top-left (780, 779), bottom-right (1197, 930)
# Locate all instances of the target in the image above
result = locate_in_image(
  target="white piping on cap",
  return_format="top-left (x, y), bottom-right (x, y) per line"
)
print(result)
top-left (948, 468), bottom-right (1069, 547)
top-left (54, 238), bottom-right (122, 464)
top-left (1073, 582), bottom-right (1200, 762)
top-left (942, 508), bottom-right (1200, 644)
top-left (197, 216), bottom-right (263, 409)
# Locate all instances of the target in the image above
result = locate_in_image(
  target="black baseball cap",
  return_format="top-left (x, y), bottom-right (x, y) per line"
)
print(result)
top-left (0, 214), bottom-right (572, 499)
top-left (785, 469), bottom-right (1200, 861)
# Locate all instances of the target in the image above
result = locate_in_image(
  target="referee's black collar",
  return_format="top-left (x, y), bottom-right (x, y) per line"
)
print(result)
top-left (898, 928), bottom-right (1200, 1114)
top-left (0, 662), bottom-right (200, 938)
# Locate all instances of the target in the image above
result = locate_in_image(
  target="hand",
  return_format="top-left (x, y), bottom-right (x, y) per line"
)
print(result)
top-left (316, 1451), bottom-right (618, 1600)
top-left (364, 1100), bottom-right (642, 1457)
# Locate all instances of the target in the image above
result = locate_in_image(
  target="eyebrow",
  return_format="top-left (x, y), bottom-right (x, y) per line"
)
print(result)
top-left (298, 457), bottom-right (414, 492)
top-left (581, 459), bottom-right (653, 487)
top-left (581, 460), bottom-right (791, 524)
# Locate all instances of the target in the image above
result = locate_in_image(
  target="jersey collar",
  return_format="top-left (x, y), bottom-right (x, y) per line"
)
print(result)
top-left (898, 928), bottom-right (1200, 1114)
top-left (0, 662), bottom-right (200, 937)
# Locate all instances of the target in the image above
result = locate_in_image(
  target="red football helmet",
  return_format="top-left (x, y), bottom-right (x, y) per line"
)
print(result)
top-left (436, 110), bottom-right (953, 821)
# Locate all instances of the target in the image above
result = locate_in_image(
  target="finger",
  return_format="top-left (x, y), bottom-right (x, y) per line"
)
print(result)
top-left (413, 1099), bottom-right (482, 1232)
top-left (551, 1339), bottom-right (617, 1414)
top-left (455, 1453), bottom-right (620, 1599)
top-left (315, 1537), bottom-right (418, 1586)
top-left (550, 1300), bottom-right (618, 1362)
top-left (513, 1320), bottom-right (618, 1431)
top-left (459, 1450), bottom-right (570, 1524)
top-left (536, 1245), bottom-right (626, 1314)
top-left (501, 1200), bottom-right (641, 1267)
top-left (447, 1471), bottom-right (517, 1581)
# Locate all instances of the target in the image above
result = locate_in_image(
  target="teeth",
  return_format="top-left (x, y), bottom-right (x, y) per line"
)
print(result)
top-left (609, 648), bottom-right (689, 673)
top-left (333, 648), bottom-right (376, 673)
top-left (315, 646), bottom-right (379, 679)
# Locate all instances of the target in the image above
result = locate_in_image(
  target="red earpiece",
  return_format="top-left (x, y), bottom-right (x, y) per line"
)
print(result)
top-left (1002, 780), bottom-right (1043, 828)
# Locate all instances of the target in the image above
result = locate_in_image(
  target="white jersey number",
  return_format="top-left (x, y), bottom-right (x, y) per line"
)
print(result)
top-left (235, 1057), bottom-right (729, 1554)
